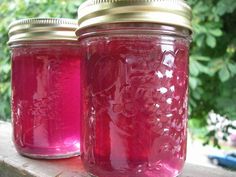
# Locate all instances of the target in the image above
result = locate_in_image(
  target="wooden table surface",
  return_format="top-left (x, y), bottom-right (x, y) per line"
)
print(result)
top-left (0, 121), bottom-right (235, 177)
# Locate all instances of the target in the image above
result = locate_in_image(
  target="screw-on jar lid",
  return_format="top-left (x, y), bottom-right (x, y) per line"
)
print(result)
top-left (8, 18), bottom-right (78, 45)
top-left (77, 0), bottom-right (192, 31)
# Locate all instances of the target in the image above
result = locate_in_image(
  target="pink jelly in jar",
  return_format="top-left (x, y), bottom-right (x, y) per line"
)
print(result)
top-left (77, 0), bottom-right (192, 177)
top-left (8, 18), bottom-right (82, 159)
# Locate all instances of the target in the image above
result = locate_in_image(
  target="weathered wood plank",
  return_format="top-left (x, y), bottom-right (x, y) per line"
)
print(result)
top-left (182, 163), bottom-right (235, 177)
top-left (0, 121), bottom-right (235, 177)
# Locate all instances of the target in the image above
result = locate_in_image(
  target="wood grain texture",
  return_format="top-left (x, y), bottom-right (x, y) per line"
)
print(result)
top-left (0, 121), bottom-right (235, 177)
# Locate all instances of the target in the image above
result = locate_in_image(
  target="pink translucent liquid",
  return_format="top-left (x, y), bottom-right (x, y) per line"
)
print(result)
top-left (81, 35), bottom-right (189, 177)
top-left (11, 43), bottom-right (82, 158)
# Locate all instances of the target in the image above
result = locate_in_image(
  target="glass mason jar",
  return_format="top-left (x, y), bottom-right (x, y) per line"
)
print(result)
top-left (8, 18), bottom-right (82, 159)
top-left (77, 0), bottom-right (192, 177)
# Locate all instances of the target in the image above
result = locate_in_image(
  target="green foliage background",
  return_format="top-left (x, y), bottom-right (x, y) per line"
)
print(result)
top-left (0, 0), bottom-right (236, 133)
top-left (187, 0), bottom-right (236, 130)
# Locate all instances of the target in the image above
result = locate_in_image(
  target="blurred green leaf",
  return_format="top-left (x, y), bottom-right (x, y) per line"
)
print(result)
top-left (228, 63), bottom-right (236, 75)
top-left (189, 76), bottom-right (198, 89)
top-left (190, 60), bottom-right (200, 76)
top-left (210, 29), bottom-right (223, 37)
top-left (219, 65), bottom-right (230, 82)
top-left (206, 34), bottom-right (216, 48)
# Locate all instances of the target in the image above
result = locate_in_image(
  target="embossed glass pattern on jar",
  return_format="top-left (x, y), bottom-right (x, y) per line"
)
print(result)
top-left (77, 0), bottom-right (192, 176)
top-left (79, 23), bottom-right (191, 177)
top-left (8, 18), bottom-right (82, 159)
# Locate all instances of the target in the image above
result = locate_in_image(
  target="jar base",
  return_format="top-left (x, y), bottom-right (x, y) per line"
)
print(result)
top-left (87, 170), bottom-right (182, 177)
top-left (17, 150), bottom-right (80, 160)
top-left (85, 162), bottom-right (183, 177)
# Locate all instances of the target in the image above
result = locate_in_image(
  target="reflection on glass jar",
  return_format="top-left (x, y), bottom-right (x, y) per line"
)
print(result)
top-left (77, 0), bottom-right (192, 176)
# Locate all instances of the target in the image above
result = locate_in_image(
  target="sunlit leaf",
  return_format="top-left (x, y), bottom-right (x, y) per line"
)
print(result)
top-left (219, 66), bottom-right (230, 82)
top-left (210, 29), bottom-right (223, 37)
top-left (206, 34), bottom-right (216, 48)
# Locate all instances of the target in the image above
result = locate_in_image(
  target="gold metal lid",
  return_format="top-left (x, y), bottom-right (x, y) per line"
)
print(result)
top-left (77, 0), bottom-right (192, 31)
top-left (8, 18), bottom-right (78, 45)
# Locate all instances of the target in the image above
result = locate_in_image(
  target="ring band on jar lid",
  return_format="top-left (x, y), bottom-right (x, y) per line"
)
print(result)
top-left (8, 18), bottom-right (78, 45)
top-left (77, 0), bottom-right (192, 32)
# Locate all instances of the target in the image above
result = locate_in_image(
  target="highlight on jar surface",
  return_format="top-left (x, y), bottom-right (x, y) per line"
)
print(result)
top-left (8, 18), bottom-right (83, 159)
top-left (76, 0), bottom-right (192, 177)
